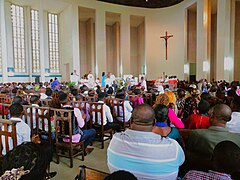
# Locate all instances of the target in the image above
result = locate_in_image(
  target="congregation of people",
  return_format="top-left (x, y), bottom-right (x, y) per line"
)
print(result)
top-left (0, 72), bottom-right (240, 180)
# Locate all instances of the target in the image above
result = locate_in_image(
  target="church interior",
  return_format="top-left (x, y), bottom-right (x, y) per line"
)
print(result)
top-left (1, 0), bottom-right (239, 83)
top-left (1, 0), bottom-right (240, 179)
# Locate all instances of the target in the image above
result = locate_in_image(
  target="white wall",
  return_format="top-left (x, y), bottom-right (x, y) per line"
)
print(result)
top-left (68, 0), bottom-right (198, 80)
top-left (5, 0), bottom-right (222, 82)
top-left (59, 5), bottom-right (73, 81)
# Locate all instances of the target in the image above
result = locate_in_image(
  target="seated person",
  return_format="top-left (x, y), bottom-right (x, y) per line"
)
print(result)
top-left (152, 104), bottom-right (181, 145)
top-left (105, 170), bottom-right (137, 180)
top-left (75, 94), bottom-right (90, 123)
top-left (128, 89), bottom-right (143, 108)
top-left (27, 95), bottom-right (53, 139)
top-left (107, 104), bottom-right (185, 180)
top-left (27, 95), bottom-right (41, 129)
top-left (12, 96), bottom-right (23, 105)
top-left (226, 95), bottom-right (240, 133)
top-left (1, 103), bottom-right (31, 155)
top-left (45, 88), bottom-right (53, 99)
top-left (58, 92), bottom-right (96, 154)
top-left (186, 99), bottom-right (210, 129)
top-left (176, 88), bottom-right (185, 115)
top-left (183, 141), bottom-right (240, 180)
top-left (0, 142), bottom-right (53, 180)
top-left (154, 94), bottom-right (184, 129)
top-left (93, 92), bottom-right (121, 132)
top-left (114, 90), bottom-right (133, 122)
top-left (1, 103), bottom-right (56, 176)
top-left (185, 104), bottom-right (240, 172)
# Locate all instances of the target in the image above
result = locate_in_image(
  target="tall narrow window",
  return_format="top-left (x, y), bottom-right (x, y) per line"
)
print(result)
top-left (11, 4), bottom-right (26, 73)
top-left (48, 13), bottom-right (59, 73)
top-left (31, 9), bottom-right (40, 73)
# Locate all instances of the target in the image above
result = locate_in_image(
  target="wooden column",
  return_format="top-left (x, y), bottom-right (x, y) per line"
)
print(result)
top-left (113, 22), bottom-right (120, 77)
top-left (121, 13), bottom-right (131, 76)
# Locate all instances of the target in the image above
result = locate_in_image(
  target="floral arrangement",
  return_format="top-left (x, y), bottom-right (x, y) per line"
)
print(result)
top-left (116, 79), bottom-right (128, 90)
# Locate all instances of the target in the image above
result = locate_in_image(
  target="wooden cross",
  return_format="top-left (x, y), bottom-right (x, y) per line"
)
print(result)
top-left (160, 31), bottom-right (173, 60)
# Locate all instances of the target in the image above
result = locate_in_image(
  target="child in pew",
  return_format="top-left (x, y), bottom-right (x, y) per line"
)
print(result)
top-left (27, 95), bottom-right (55, 141)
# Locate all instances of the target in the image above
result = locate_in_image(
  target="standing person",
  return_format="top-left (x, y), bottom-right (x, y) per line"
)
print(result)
top-left (105, 73), bottom-right (112, 87)
top-left (70, 70), bottom-right (80, 83)
top-left (109, 72), bottom-right (116, 85)
top-left (140, 76), bottom-right (147, 92)
top-left (51, 77), bottom-right (59, 90)
top-left (101, 72), bottom-right (106, 87)
top-left (107, 104), bottom-right (185, 180)
top-left (87, 71), bottom-right (95, 89)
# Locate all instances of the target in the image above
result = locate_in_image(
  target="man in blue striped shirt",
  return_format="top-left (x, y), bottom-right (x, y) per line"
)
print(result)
top-left (107, 104), bottom-right (185, 180)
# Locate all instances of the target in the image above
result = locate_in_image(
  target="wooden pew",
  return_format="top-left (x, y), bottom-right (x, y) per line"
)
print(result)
top-left (0, 119), bottom-right (19, 157)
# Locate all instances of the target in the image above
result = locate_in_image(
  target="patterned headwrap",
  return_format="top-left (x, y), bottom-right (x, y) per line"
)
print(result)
top-left (164, 91), bottom-right (177, 105)
top-left (155, 94), bottom-right (169, 106)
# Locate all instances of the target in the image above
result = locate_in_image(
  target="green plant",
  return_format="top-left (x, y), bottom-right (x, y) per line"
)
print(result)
top-left (66, 81), bottom-right (76, 91)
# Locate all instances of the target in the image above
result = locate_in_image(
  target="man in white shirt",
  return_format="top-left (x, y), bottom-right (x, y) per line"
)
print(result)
top-left (115, 90), bottom-right (133, 122)
top-left (157, 82), bottom-right (165, 94)
top-left (1, 103), bottom-right (57, 178)
top-left (87, 71), bottom-right (95, 89)
top-left (109, 72), bottom-right (116, 85)
top-left (2, 104), bottom-right (31, 155)
top-left (93, 92), bottom-right (121, 132)
top-left (227, 95), bottom-right (240, 133)
top-left (140, 76), bottom-right (147, 91)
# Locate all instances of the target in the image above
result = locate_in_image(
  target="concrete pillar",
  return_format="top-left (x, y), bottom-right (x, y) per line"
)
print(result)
top-left (0, 0), bottom-right (8, 82)
top-left (25, 6), bottom-right (33, 81)
top-left (39, 2), bottom-right (46, 82)
top-left (71, 5), bottom-right (80, 76)
top-left (121, 13), bottom-right (131, 76)
top-left (5, 2), bottom-right (14, 76)
top-left (216, 0), bottom-right (232, 81)
top-left (95, 9), bottom-right (106, 78)
top-left (196, 0), bottom-right (210, 81)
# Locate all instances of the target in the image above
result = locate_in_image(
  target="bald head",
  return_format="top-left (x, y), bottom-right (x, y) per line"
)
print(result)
top-left (132, 104), bottom-right (155, 126)
top-left (212, 104), bottom-right (232, 123)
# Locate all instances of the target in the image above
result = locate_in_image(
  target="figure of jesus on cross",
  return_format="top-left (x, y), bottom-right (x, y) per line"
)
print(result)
top-left (160, 31), bottom-right (173, 60)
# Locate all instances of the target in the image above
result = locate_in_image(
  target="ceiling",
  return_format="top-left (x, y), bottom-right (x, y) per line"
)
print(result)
top-left (97, 0), bottom-right (184, 8)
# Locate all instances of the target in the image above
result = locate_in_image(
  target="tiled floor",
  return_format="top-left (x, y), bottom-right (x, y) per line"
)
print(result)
top-left (51, 141), bottom-right (110, 180)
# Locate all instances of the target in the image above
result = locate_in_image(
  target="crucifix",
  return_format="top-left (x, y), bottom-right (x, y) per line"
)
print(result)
top-left (160, 31), bottom-right (173, 60)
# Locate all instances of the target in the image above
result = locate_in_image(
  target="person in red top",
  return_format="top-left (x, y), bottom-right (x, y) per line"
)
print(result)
top-left (186, 100), bottom-right (210, 129)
